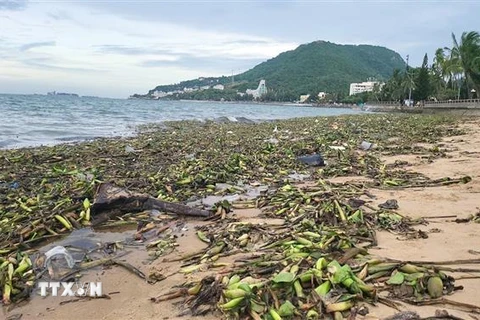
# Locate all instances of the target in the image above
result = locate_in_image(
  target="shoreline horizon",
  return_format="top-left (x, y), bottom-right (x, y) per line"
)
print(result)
top-left (0, 97), bottom-right (365, 150)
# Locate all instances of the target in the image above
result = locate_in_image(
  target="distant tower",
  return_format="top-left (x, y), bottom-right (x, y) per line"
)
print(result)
top-left (246, 80), bottom-right (267, 99)
top-left (258, 80), bottom-right (267, 95)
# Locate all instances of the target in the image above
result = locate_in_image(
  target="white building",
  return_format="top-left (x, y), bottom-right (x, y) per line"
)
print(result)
top-left (246, 80), bottom-right (267, 99)
top-left (151, 90), bottom-right (169, 98)
top-left (213, 84), bottom-right (224, 90)
top-left (349, 81), bottom-right (382, 96)
top-left (299, 94), bottom-right (310, 103)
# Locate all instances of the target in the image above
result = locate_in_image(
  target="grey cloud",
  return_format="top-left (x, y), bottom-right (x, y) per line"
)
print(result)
top-left (47, 11), bottom-right (71, 21)
top-left (20, 41), bottom-right (56, 51)
top-left (222, 39), bottom-right (271, 45)
top-left (140, 55), bottom-right (264, 73)
top-left (94, 45), bottom-right (176, 56)
top-left (47, 10), bottom-right (91, 29)
top-left (140, 60), bottom-right (177, 68)
top-left (22, 57), bottom-right (54, 63)
top-left (22, 58), bottom-right (105, 73)
top-left (0, 0), bottom-right (27, 10)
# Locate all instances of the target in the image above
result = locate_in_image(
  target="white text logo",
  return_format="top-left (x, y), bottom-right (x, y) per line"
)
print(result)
top-left (38, 281), bottom-right (102, 297)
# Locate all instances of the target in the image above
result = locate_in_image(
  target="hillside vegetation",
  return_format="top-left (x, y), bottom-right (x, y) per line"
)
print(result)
top-left (142, 41), bottom-right (406, 101)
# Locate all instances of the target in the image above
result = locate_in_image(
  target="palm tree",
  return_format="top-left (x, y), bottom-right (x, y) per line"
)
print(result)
top-left (448, 55), bottom-right (464, 99)
top-left (447, 31), bottom-right (480, 97)
top-left (433, 48), bottom-right (450, 86)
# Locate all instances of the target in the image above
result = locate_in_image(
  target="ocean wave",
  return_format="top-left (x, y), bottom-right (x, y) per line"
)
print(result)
top-left (0, 95), bottom-right (362, 149)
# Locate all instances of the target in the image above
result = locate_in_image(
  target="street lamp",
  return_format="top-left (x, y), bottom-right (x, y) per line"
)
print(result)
top-left (406, 55), bottom-right (413, 106)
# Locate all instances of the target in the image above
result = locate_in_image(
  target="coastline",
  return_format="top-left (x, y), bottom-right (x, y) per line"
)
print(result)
top-left (0, 95), bottom-right (365, 150)
top-left (2, 113), bottom-right (480, 319)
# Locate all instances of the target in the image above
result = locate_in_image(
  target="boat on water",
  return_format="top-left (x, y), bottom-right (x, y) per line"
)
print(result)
top-left (47, 91), bottom-right (79, 97)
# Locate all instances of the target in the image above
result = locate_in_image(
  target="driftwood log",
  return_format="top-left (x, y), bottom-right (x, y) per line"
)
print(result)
top-left (91, 183), bottom-right (211, 225)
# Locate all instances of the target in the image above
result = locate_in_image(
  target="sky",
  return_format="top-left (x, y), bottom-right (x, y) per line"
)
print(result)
top-left (0, 0), bottom-right (479, 98)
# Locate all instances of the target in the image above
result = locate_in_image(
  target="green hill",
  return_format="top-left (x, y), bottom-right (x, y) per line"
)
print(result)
top-left (143, 40), bottom-right (405, 101)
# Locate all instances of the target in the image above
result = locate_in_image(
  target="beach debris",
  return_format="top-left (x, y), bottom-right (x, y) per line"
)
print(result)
top-left (111, 260), bottom-right (146, 280)
top-left (125, 145), bottom-right (136, 153)
top-left (296, 154), bottom-right (325, 167)
top-left (44, 246), bottom-right (75, 269)
top-left (0, 113), bottom-right (476, 313)
top-left (90, 183), bottom-right (211, 225)
top-left (185, 153), bottom-right (195, 160)
top-left (378, 199), bottom-right (399, 210)
top-left (164, 249), bottom-right (466, 319)
top-left (384, 311), bottom-right (420, 320)
top-left (454, 209), bottom-right (480, 223)
top-left (287, 172), bottom-right (311, 181)
top-left (59, 294), bottom-right (111, 305)
top-left (264, 137), bottom-right (279, 144)
top-left (360, 140), bottom-right (376, 150)
top-left (0, 253), bottom-right (34, 305)
top-left (0, 181), bottom-right (19, 189)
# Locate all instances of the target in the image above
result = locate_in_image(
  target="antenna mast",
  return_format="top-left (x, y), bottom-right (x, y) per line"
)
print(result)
top-left (406, 55), bottom-right (412, 106)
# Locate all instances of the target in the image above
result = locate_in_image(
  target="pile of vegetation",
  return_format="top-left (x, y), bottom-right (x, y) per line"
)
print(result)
top-left (1, 114), bottom-right (478, 319)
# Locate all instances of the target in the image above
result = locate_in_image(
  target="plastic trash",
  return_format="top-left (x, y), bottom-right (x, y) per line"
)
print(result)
top-left (378, 199), bottom-right (399, 210)
top-left (287, 173), bottom-right (311, 181)
top-left (44, 246), bottom-right (75, 269)
top-left (329, 146), bottom-right (346, 151)
top-left (264, 138), bottom-right (279, 144)
top-left (297, 154), bottom-right (325, 167)
top-left (125, 145), bottom-right (135, 153)
top-left (185, 153), bottom-right (196, 160)
top-left (360, 141), bottom-right (375, 150)
top-left (0, 181), bottom-right (19, 189)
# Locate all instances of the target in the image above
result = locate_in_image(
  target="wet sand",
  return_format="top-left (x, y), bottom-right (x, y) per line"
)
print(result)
top-left (3, 119), bottom-right (480, 320)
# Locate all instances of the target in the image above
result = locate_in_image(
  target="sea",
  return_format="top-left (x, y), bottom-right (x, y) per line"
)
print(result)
top-left (0, 94), bottom-right (363, 149)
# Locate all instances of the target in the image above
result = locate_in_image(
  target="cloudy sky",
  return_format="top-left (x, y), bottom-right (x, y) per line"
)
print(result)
top-left (0, 0), bottom-right (479, 98)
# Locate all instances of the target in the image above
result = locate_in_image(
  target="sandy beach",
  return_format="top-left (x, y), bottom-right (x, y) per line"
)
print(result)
top-left (2, 114), bottom-right (480, 320)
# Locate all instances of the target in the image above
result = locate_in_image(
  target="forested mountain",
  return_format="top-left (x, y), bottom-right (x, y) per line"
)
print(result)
top-left (140, 40), bottom-right (406, 101)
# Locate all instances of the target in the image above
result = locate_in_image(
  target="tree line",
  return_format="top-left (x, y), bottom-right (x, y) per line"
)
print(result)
top-left (139, 31), bottom-right (479, 104)
top-left (348, 31), bottom-right (480, 105)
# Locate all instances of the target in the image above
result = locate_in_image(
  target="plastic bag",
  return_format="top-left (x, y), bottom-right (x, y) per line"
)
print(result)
top-left (44, 246), bottom-right (75, 269)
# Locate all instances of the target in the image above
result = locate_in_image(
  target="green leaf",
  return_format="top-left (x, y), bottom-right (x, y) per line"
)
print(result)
top-left (273, 272), bottom-right (295, 284)
top-left (83, 198), bottom-right (90, 210)
top-left (238, 283), bottom-right (252, 293)
top-left (328, 260), bottom-right (351, 284)
top-left (404, 272), bottom-right (425, 282)
top-left (386, 271), bottom-right (405, 285)
top-left (278, 300), bottom-right (296, 317)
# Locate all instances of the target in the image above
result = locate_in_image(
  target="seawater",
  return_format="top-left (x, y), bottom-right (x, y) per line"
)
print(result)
top-left (0, 94), bottom-right (363, 149)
